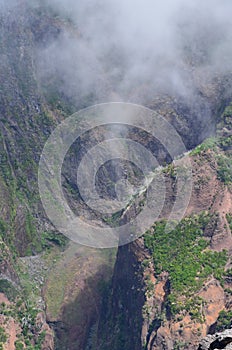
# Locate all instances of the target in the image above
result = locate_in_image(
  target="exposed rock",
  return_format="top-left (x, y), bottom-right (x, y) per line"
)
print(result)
top-left (198, 329), bottom-right (232, 349)
top-left (0, 293), bottom-right (21, 350)
top-left (36, 312), bottom-right (55, 350)
top-left (92, 146), bottom-right (232, 350)
top-left (0, 2), bottom-right (232, 350)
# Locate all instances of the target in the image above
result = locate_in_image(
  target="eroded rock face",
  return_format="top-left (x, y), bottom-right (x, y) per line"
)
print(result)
top-left (0, 2), bottom-right (232, 350)
top-left (92, 239), bottom-right (147, 350)
top-left (198, 329), bottom-right (232, 350)
top-left (36, 313), bottom-right (55, 350)
top-left (91, 141), bottom-right (232, 350)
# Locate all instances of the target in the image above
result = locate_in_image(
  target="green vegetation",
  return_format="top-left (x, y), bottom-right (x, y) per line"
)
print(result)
top-left (189, 134), bottom-right (232, 185)
top-left (190, 137), bottom-right (218, 156)
top-left (24, 214), bottom-right (68, 255)
top-left (0, 292), bottom-right (45, 349)
top-left (222, 103), bottom-right (232, 117)
top-left (103, 210), bottom-right (123, 227)
top-left (190, 135), bottom-right (231, 156)
top-left (41, 230), bottom-right (68, 249)
top-left (15, 341), bottom-right (24, 350)
top-left (218, 135), bottom-right (232, 151)
top-left (144, 213), bottom-right (228, 318)
top-left (220, 103), bottom-right (232, 129)
top-left (173, 340), bottom-right (188, 350)
top-left (226, 214), bottom-right (232, 231)
top-left (144, 275), bottom-right (154, 297)
top-left (0, 327), bottom-right (8, 348)
top-left (141, 258), bottom-right (151, 269)
top-left (0, 218), bottom-right (8, 236)
top-left (0, 279), bottom-right (18, 302)
top-left (162, 163), bottom-right (177, 178)
top-left (24, 212), bottom-right (39, 255)
top-left (215, 310), bottom-right (232, 331)
top-left (217, 155), bottom-right (232, 184)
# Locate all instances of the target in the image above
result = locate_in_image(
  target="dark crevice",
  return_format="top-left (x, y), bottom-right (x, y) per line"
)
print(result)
top-left (209, 337), bottom-right (232, 349)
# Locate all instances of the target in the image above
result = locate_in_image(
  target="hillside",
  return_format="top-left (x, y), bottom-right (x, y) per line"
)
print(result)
top-left (92, 132), bottom-right (232, 350)
top-left (0, 1), bottom-right (231, 350)
top-left (0, 3), bottom-right (115, 349)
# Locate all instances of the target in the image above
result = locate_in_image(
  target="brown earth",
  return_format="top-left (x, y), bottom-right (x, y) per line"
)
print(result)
top-left (0, 293), bottom-right (20, 350)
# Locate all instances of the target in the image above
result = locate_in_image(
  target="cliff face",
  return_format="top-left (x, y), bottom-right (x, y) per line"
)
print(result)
top-left (0, 3), bottom-right (69, 349)
top-left (91, 239), bottom-right (147, 350)
top-left (0, 2), bottom-right (232, 350)
top-left (93, 128), bottom-right (232, 350)
top-left (0, 4), bottom-right (119, 349)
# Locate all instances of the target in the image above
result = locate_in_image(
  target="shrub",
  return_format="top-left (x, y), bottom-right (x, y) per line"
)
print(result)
top-left (215, 310), bottom-right (232, 331)
top-left (0, 327), bottom-right (7, 344)
top-left (217, 155), bottom-right (232, 184)
top-left (144, 213), bottom-right (228, 316)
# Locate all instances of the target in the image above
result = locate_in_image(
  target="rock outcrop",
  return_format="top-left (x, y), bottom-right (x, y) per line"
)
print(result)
top-left (0, 2), bottom-right (232, 350)
top-left (92, 136), bottom-right (232, 349)
top-left (198, 329), bottom-right (232, 350)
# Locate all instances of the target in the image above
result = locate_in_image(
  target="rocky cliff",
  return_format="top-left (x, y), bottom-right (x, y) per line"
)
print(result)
top-left (0, 1), bottom-right (232, 350)
top-left (92, 122), bottom-right (232, 349)
top-left (0, 3), bottom-right (114, 349)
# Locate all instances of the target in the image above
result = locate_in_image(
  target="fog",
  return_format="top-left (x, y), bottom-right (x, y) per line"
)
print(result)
top-left (32, 0), bottom-right (232, 106)
top-left (2, 0), bottom-right (232, 110)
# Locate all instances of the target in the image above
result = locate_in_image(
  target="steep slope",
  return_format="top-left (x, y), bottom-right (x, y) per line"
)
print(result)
top-left (0, 2), bottom-right (232, 350)
top-left (92, 128), bottom-right (232, 349)
top-left (0, 3), bottom-right (115, 349)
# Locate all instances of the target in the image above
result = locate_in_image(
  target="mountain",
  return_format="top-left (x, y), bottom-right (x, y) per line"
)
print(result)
top-left (0, 3), bottom-right (115, 349)
top-left (0, 1), bottom-right (231, 350)
top-left (91, 132), bottom-right (232, 350)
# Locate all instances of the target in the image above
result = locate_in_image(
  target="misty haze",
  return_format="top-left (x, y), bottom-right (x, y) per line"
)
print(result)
top-left (0, 1), bottom-right (231, 350)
